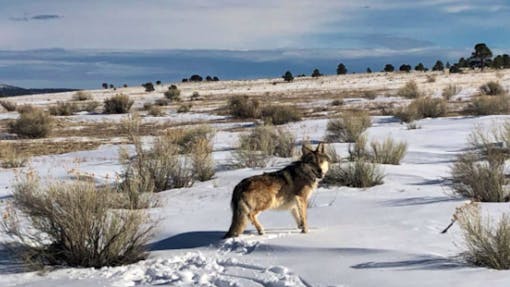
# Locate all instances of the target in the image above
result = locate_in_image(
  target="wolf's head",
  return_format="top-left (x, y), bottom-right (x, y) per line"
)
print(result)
top-left (301, 143), bottom-right (330, 179)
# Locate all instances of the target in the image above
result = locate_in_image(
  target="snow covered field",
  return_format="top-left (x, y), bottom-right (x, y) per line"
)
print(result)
top-left (1, 71), bottom-right (510, 286)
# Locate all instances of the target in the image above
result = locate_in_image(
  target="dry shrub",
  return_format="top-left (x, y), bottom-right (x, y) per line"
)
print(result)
top-left (103, 94), bottom-right (134, 114)
top-left (442, 84), bottom-right (461, 101)
top-left (325, 145), bottom-right (342, 164)
top-left (451, 124), bottom-right (510, 202)
top-left (322, 161), bottom-right (384, 188)
top-left (235, 125), bottom-right (295, 168)
top-left (397, 80), bottom-right (422, 99)
top-left (227, 95), bottom-right (260, 119)
top-left (394, 97), bottom-right (447, 123)
top-left (119, 115), bottom-right (195, 197)
top-left (82, 100), bottom-right (101, 113)
top-left (166, 125), bottom-right (215, 153)
top-left (362, 90), bottom-right (377, 100)
top-left (72, 91), bottom-right (92, 101)
top-left (426, 74), bottom-right (436, 83)
top-left (260, 105), bottom-right (302, 125)
top-left (147, 105), bottom-right (164, 117)
top-left (48, 101), bottom-right (77, 116)
top-left (369, 137), bottom-right (407, 165)
top-left (2, 172), bottom-right (154, 268)
top-left (155, 98), bottom-right (171, 106)
top-left (164, 85), bottom-right (181, 101)
top-left (326, 111), bottom-right (371, 143)
top-left (191, 138), bottom-right (215, 181)
top-left (177, 103), bottom-right (192, 113)
top-left (331, 99), bottom-right (344, 106)
top-left (16, 105), bottom-right (36, 114)
top-left (479, 81), bottom-right (505, 96)
top-left (9, 108), bottom-right (53, 138)
top-left (0, 142), bottom-right (28, 168)
top-left (467, 95), bottom-right (510, 116)
top-left (0, 100), bottom-right (16, 111)
top-left (457, 203), bottom-right (510, 269)
top-left (348, 136), bottom-right (407, 165)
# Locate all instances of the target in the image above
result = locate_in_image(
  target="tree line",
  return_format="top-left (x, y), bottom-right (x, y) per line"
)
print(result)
top-left (282, 43), bottom-right (510, 82)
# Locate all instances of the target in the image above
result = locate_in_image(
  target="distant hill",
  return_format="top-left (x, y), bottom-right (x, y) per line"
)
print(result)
top-left (0, 84), bottom-right (77, 97)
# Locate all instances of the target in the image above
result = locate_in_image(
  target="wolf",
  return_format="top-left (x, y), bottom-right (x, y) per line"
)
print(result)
top-left (224, 143), bottom-right (330, 238)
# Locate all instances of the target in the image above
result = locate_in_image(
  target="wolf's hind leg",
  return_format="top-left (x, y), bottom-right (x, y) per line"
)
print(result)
top-left (296, 197), bottom-right (308, 233)
top-left (291, 207), bottom-right (304, 229)
top-left (248, 212), bottom-right (264, 235)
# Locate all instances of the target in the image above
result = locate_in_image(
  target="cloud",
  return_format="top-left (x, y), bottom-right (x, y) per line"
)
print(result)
top-left (31, 14), bottom-right (62, 20)
top-left (357, 34), bottom-right (435, 50)
top-left (9, 14), bottom-right (62, 22)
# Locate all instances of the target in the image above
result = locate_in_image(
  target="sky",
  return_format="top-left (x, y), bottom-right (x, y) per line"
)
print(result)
top-left (0, 0), bottom-right (509, 88)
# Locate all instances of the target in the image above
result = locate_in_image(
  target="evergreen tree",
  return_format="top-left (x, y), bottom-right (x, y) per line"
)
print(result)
top-left (432, 60), bottom-right (444, 71)
top-left (282, 71), bottom-right (294, 82)
top-left (337, 63), bottom-right (347, 75)
top-left (311, 68), bottom-right (322, 77)
top-left (414, 63), bottom-right (425, 72)
top-left (383, 64), bottom-right (395, 72)
top-left (492, 55), bottom-right (504, 69)
top-left (471, 43), bottom-right (492, 70)
top-left (458, 57), bottom-right (469, 68)
top-left (366, 67), bottom-right (372, 73)
top-left (399, 64), bottom-right (411, 72)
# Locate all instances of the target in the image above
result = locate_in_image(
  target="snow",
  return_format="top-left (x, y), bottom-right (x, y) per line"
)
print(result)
top-left (2, 71), bottom-right (510, 286)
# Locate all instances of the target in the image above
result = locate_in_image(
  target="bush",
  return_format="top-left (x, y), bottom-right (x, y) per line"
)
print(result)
top-left (0, 142), bottom-right (28, 168)
top-left (426, 74), bottom-right (436, 83)
top-left (166, 125), bottom-right (215, 154)
top-left (83, 101), bottom-right (100, 113)
top-left (147, 105), bottom-right (164, 117)
top-left (103, 94), bottom-right (134, 114)
top-left (119, 116), bottom-right (198, 195)
top-left (2, 173), bottom-right (154, 268)
top-left (456, 203), bottom-right (510, 269)
top-left (480, 81), bottom-right (505, 96)
top-left (322, 161), bottom-right (384, 188)
top-left (177, 103), bottom-right (192, 113)
top-left (9, 108), bottom-right (53, 138)
top-left (442, 84), bottom-right (460, 101)
top-left (451, 152), bottom-right (509, 202)
top-left (451, 126), bottom-right (510, 202)
top-left (48, 101), bottom-right (77, 116)
top-left (235, 126), bottom-right (295, 168)
top-left (191, 137), bottom-right (215, 181)
top-left (394, 97), bottom-right (447, 123)
top-left (362, 90), bottom-right (377, 100)
top-left (467, 95), bottom-right (510, 115)
top-left (164, 86), bottom-right (181, 101)
top-left (16, 105), bottom-right (36, 114)
top-left (190, 91), bottom-right (200, 101)
top-left (0, 100), bottom-right (16, 111)
top-left (227, 95), bottom-right (260, 119)
top-left (331, 99), bottom-right (344, 106)
top-left (326, 111), bottom-right (371, 142)
top-left (72, 91), bottom-right (92, 101)
top-left (260, 105), bottom-right (302, 125)
top-left (142, 82), bottom-right (155, 92)
top-left (348, 136), bottom-right (407, 165)
top-left (369, 137), bottom-right (407, 165)
top-left (397, 80), bottom-right (422, 99)
top-left (155, 98), bottom-right (171, 106)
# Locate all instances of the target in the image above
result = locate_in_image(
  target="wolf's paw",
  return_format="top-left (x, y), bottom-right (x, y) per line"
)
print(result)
top-left (257, 230), bottom-right (265, 235)
top-left (301, 228), bottom-right (308, 234)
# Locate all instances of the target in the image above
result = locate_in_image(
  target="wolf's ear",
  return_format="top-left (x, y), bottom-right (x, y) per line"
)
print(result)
top-left (302, 144), bottom-right (313, 156)
top-left (316, 142), bottom-right (326, 154)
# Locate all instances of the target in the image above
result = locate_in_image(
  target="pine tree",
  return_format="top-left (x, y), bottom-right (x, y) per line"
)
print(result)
top-left (282, 71), bottom-right (294, 82)
top-left (337, 63), bottom-right (347, 75)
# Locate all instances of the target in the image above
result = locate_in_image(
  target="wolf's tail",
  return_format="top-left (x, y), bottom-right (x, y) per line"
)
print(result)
top-left (224, 181), bottom-right (249, 238)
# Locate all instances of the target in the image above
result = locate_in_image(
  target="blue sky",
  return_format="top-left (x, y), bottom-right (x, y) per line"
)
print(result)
top-left (0, 0), bottom-right (509, 88)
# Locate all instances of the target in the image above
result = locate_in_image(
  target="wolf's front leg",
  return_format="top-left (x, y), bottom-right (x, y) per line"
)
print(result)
top-left (296, 197), bottom-right (308, 233)
top-left (291, 207), bottom-right (304, 230)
